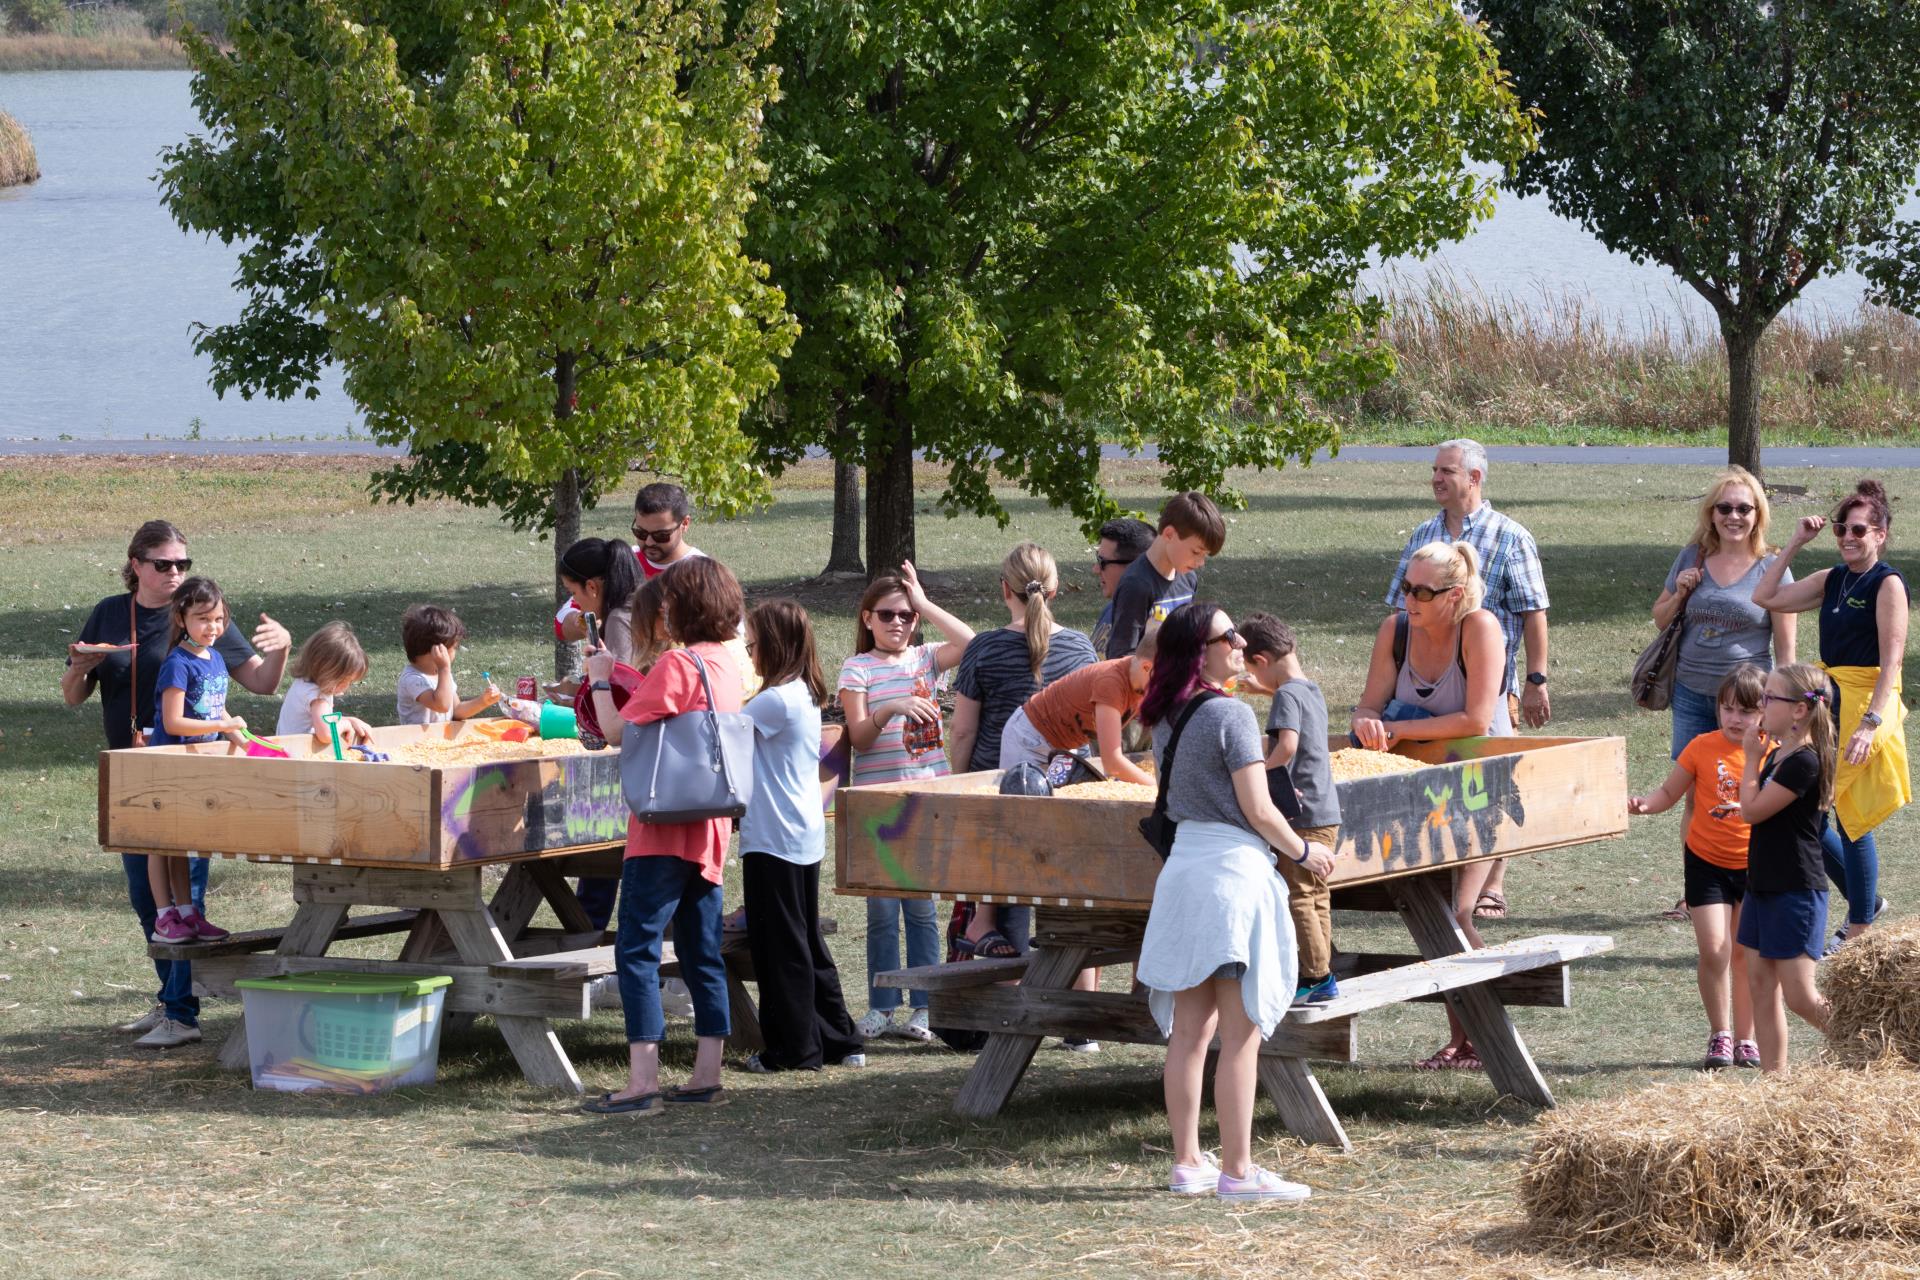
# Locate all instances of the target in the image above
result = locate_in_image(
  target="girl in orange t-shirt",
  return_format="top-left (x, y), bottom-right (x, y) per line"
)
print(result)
top-left (1628, 665), bottom-right (1768, 1070)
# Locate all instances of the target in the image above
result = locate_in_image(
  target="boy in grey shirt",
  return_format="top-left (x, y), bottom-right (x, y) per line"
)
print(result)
top-left (1239, 613), bottom-right (1342, 1004)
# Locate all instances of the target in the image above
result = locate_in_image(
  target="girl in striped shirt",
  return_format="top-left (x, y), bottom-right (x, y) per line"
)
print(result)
top-left (838, 561), bottom-right (974, 1043)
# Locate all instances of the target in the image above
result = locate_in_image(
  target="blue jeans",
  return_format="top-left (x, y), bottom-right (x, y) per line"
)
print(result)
top-left (574, 877), bottom-right (618, 932)
top-left (614, 855), bottom-right (729, 1043)
top-left (1820, 815), bottom-right (1881, 928)
top-left (123, 854), bottom-right (207, 1026)
top-left (866, 896), bottom-right (939, 1010)
top-left (1669, 682), bottom-right (1721, 760)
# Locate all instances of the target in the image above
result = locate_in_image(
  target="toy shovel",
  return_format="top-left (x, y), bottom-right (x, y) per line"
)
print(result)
top-left (235, 728), bottom-right (291, 759)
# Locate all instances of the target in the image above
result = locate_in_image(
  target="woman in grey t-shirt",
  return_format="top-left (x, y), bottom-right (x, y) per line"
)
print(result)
top-left (1135, 602), bottom-right (1334, 1202)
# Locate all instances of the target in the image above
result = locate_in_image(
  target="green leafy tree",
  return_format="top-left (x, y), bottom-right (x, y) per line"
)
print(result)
top-left (1476, 1), bottom-right (1920, 477)
top-left (743, 0), bottom-right (1535, 572)
top-left (160, 0), bottom-right (795, 659)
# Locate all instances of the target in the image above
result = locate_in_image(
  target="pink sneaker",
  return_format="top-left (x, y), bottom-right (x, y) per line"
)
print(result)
top-left (1169, 1152), bottom-right (1221, 1195)
top-left (150, 908), bottom-right (195, 945)
top-left (184, 910), bottom-right (230, 942)
top-left (1216, 1165), bottom-right (1311, 1203)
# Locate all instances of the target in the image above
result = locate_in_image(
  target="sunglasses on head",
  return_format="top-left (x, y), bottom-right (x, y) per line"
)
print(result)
top-left (870, 608), bottom-right (918, 625)
top-left (1835, 521), bottom-right (1879, 539)
top-left (141, 557), bottom-right (192, 573)
top-left (1714, 503), bottom-right (1755, 517)
top-left (1095, 554), bottom-right (1137, 572)
top-left (630, 525), bottom-right (680, 545)
top-left (1399, 578), bottom-right (1453, 603)
top-left (1205, 626), bottom-right (1241, 647)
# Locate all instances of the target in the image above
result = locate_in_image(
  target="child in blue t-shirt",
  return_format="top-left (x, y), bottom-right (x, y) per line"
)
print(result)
top-left (148, 577), bottom-right (245, 944)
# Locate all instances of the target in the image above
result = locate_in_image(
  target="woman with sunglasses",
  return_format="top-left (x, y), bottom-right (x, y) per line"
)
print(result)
top-left (60, 519), bottom-right (291, 1048)
top-left (1349, 540), bottom-right (1508, 1070)
top-left (1753, 478), bottom-right (1909, 951)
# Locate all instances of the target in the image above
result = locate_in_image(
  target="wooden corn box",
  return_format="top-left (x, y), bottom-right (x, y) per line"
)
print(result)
top-left (99, 723), bottom-right (627, 869)
top-left (836, 735), bottom-right (1627, 910)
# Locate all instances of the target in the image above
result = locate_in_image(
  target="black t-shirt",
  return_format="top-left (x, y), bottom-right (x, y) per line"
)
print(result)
top-left (1818, 561), bottom-right (1908, 668)
top-left (1746, 745), bottom-right (1826, 894)
top-left (953, 626), bottom-right (1097, 770)
top-left (70, 593), bottom-right (259, 749)
top-left (1104, 554), bottom-right (1198, 659)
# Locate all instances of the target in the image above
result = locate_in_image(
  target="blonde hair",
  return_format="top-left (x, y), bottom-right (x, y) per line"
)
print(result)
top-left (290, 621), bottom-right (369, 693)
top-left (1770, 662), bottom-right (1837, 811)
top-left (1688, 466), bottom-right (1773, 559)
top-left (1001, 541), bottom-right (1059, 678)
top-left (1407, 540), bottom-right (1484, 621)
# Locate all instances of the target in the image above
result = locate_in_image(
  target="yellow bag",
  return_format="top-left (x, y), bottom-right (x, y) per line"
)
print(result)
top-left (1820, 663), bottom-right (1912, 838)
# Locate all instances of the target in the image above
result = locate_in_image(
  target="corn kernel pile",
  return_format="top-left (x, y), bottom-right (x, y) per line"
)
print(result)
top-left (1054, 779), bottom-right (1158, 802)
top-left (388, 737), bottom-right (591, 766)
top-left (1328, 747), bottom-right (1422, 780)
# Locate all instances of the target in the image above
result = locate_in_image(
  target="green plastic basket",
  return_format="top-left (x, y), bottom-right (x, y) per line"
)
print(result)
top-left (236, 972), bottom-right (452, 1073)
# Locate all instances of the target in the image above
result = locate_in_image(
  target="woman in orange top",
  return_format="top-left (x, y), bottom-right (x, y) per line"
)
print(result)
top-left (580, 556), bottom-right (745, 1113)
top-left (1628, 665), bottom-right (1767, 1071)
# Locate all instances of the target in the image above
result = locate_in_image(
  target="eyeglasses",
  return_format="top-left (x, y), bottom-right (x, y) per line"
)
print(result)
top-left (1400, 578), bottom-right (1452, 603)
top-left (1835, 522), bottom-right (1879, 539)
top-left (1765, 692), bottom-right (1824, 706)
top-left (1095, 555), bottom-right (1137, 572)
top-left (1714, 503), bottom-right (1756, 517)
top-left (630, 525), bottom-right (681, 546)
top-left (870, 608), bottom-right (918, 625)
top-left (140, 557), bottom-right (193, 573)
top-left (1205, 627), bottom-right (1241, 647)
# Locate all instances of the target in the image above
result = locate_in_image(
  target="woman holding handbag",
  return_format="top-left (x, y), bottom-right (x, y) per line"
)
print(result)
top-left (580, 556), bottom-right (746, 1113)
top-left (1648, 469), bottom-right (1795, 919)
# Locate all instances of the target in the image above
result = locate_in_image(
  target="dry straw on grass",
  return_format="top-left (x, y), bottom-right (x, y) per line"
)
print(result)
top-left (0, 108), bottom-right (37, 187)
top-left (1521, 1064), bottom-right (1920, 1263)
top-left (1823, 916), bottom-right (1920, 1066)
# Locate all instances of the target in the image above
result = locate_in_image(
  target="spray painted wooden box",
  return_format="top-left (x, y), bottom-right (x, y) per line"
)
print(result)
top-left (836, 735), bottom-right (1628, 910)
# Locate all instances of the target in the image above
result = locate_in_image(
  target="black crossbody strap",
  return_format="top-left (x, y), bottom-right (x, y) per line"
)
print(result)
top-left (1149, 690), bottom-right (1219, 824)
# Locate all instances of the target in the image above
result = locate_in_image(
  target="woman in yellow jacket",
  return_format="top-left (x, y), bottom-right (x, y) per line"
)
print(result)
top-left (1754, 479), bottom-right (1910, 952)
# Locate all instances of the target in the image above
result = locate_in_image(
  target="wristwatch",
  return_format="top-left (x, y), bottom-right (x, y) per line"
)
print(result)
top-left (590, 680), bottom-right (612, 692)
top-left (1525, 672), bottom-right (1548, 687)
top-left (1861, 709), bottom-right (1884, 728)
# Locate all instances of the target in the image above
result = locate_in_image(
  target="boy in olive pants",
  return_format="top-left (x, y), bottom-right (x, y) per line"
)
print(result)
top-left (1239, 613), bottom-right (1341, 1004)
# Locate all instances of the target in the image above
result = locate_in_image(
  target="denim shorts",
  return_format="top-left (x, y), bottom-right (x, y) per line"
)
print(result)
top-left (1737, 888), bottom-right (1828, 961)
top-left (1210, 961), bottom-right (1247, 981)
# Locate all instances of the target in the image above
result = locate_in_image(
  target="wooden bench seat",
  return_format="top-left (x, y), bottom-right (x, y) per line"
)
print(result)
top-left (1288, 934), bottom-right (1614, 1024)
top-left (148, 909), bottom-right (418, 961)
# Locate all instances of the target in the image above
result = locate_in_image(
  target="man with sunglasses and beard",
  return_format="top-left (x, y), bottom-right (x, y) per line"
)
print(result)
top-left (555, 482), bottom-right (708, 642)
top-left (1384, 439), bottom-right (1550, 920)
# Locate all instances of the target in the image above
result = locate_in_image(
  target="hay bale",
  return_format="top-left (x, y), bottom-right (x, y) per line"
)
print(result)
top-left (1824, 917), bottom-right (1920, 1066)
top-left (1521, 1065), bottom-right (1920, 1262)
top-left (0, 108), bottom-right (38, 187)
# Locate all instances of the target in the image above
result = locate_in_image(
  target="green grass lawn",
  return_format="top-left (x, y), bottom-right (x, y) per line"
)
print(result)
top-left (0, 455), bottom-right (1912, 1279)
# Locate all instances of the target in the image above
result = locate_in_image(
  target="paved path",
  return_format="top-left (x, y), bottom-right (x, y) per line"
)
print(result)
top-left (4, 437), bottom-right (1919, 467)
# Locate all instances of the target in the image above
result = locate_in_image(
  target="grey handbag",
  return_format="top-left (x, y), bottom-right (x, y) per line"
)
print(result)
top-left (1630, 548), bottom-right (1695, 712)
top-left (619, 649), bottom-right (755, 823)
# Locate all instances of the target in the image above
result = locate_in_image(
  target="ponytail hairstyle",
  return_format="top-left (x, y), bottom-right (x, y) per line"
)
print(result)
top-left (290, 621), bottom-right (369, 692)
top-left (123, 519), bottom-right (185, 591)
top-left (1771, 662), bottom-right (1838, 812)
top-left (1407, 540), bottom-right (1484, 621)
top-left (1834, 477), bottom-right (1893, 540)
top-left (559, 537), bottom-right (640, 617)
top-left (167, 575), bottom-right (227, 649)
top-left (1001, 541), bottom-right (1059, 678)
top-left (1138, 601), bottom-right (1217, 728)
top-left (747, 599), bottom-right (829, 706)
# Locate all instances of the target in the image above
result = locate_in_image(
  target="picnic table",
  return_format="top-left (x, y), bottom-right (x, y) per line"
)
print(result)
top-left (838, 734), bottom-right (1626, 1150)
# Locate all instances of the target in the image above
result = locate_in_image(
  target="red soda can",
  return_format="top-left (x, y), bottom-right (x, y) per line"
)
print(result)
top-left (516, 675), bottom-right (539, 700)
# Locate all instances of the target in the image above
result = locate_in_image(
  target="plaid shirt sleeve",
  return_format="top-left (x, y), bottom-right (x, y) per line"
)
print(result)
top-left (1496, 523), bottom-right (1550, 615)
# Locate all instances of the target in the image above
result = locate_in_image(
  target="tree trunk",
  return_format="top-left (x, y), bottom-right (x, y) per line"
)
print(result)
top-left (551, 351), bottom-right (582, 678)
top-left (864, 388), bottom-right (916, 576)
top-left (1724, 326), bottom-right (1763, 479)
top-left (826, 458), bottom-right (865, 575)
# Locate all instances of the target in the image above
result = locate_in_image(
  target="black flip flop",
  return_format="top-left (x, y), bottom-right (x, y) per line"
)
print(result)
top-left (972, 929), bottom-right (1022, 960)
top-left (664, 1083), bottom-right (728, 1106)
top-left (581, 1090), bottom-right (663, 1115)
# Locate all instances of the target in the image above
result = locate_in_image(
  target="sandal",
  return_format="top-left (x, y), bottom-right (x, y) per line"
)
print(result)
top-left (1472, 891), bottom-right (1508, 920)
top-left (1415, 1042), bottom-right (1481, 1071)
top-left (971, 928), bottom-right (1021, 960)
top-left (664, 1083), bottom-right (729, 1106)
top-left (1659, 899), bottom-right (1691, 922)
top-left (580, 1090), bottom-right (663, 1115)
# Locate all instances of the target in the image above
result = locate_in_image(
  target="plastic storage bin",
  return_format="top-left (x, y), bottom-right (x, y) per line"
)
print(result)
top-left (233, 971), bottom-right (453, 1094)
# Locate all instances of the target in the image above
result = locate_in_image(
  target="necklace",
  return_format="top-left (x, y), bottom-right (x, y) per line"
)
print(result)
top-left (1832, 563), bottom-right (1870, 614)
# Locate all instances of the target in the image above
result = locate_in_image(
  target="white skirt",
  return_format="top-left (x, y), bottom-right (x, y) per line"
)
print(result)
top-left (1136, 820), bottom-right (1296, 1039)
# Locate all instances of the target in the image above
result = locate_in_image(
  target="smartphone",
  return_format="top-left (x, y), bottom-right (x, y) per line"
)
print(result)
top-left (584, 611), bottom-right (601, 648)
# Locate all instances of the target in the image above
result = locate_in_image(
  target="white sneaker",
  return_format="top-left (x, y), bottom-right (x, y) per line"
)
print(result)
top-left (891, 1008), bottom-right (935, 1042)
top-left (659, 977), bottom-right (694, 1018)
top-left (116, 1003), bottom-right (166, 1035)
top-left (1059, 1037), bottom-right (1101, 1052)
top-left (839, 1053), bottom-right (867, 1068)
top-left (1170, 1152), bottom-right (1222, 1195)
top-left (1216, 1164), bottom-right (1311, 1203)
top-left (133, 1018), bottom-right (203, 1050)
top-left (856, 1008), bottom-right (895, 1040)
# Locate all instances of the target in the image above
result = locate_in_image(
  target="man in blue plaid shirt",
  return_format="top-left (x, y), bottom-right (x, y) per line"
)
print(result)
top-left (1385, 438), bottom-right (1552, 728)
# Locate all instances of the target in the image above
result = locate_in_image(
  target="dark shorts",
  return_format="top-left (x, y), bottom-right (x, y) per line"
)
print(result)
top-left (1736, 888), bottom-right (1828, 961)
top-left (1210, 961), bottom-right (1247, 981)
top-left (1683, 847), bottom-right (1747, 909)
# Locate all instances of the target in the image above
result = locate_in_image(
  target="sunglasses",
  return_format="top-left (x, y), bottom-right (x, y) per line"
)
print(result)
top-left (1095, 554), bottom-right (1137, 572)
top-left (140, 557), bottom-right (193, 573)
top-left (1205, 626), bottom-right (1241, 647)
top-left (630, 525), bottom-right (681, 545)
top-left (1399, 578), bottom-right (1453, 603)
top-left (1834, 522), bottom-right (1880, 539)
top-left (869, 608), bottom-right (918, 625)
top-left (1714, 503), bottom-right (1755, 517)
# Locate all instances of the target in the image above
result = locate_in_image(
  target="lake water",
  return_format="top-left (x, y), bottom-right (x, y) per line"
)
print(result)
top-left (0, 69), bottom-right (1900, 441)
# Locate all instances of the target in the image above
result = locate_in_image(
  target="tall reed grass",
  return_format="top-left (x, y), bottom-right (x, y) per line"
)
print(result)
top-left (1335, 271), bottom-right (1920, 439)
top-left (0, 5), bottom-right (186, 70)
top-left (0, 108), bottom-right (37, 187)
